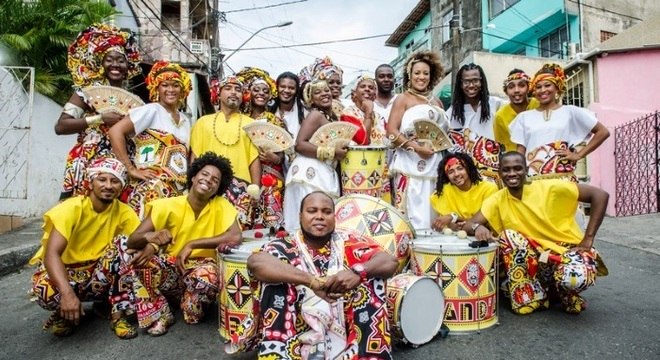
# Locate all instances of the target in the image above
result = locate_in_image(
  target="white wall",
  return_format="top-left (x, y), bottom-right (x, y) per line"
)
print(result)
top-left (0, 92), bottom-right (76, 217)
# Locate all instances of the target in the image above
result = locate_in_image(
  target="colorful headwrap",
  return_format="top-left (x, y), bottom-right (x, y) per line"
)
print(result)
top-left (236, 67), bottom-right (277, 98)
top-left (210, 76), bottom-right (245, 106)
top-left (87, 157), bottom-right (127, 187)
top-left (352, 74), bottom-right (377, 92)
top-left (502, 70), bottom-right (531, 91)
top-left (530, 63), bottom-right (566, 95)
top-left (299, 57), bottom-right (343, 84)
top-left (145, 60), bottom-right (192, 104)
top-left (444, 157), bottom-right (465, 173)
top-left (67, 23), bottom-right (142, 88)
top-left (302, 80), bottom-right (330, 106)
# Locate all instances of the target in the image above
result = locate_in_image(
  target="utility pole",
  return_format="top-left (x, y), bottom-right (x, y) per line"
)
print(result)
top-left (450, 0), bottom-right (461, 90)
top-left (209, 0), bottom-right (222, 79)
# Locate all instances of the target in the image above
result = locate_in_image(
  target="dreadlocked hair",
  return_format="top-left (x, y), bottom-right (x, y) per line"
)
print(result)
top-left (187, 152), bottom-right (234, 197)
top-left (451, 63), bottom-right (491, 126)
top-left (434, 152), bottom-right (483, 196)
top-left (269, 71), bottom-right (306, 125)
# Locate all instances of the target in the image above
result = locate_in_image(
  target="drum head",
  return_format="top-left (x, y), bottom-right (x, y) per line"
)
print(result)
top-left (400, 276), bottom-right (444, 345)
top-left (220, 240), bottom-right (268, 262)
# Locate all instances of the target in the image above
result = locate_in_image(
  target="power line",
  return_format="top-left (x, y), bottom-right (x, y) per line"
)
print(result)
top-left (222, 33), bottom-right (391, 51)
top-left (567, 0), bottom-right (642, 21)
top-left (223, 0), bottom-right (307, 14)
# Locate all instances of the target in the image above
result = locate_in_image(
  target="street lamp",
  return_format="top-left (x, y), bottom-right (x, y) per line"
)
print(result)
top-left (222, 21), bottom-right (293, 64)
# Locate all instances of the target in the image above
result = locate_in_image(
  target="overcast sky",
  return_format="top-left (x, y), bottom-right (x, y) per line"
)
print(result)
top-left (218, 0), bottom-right (420, 82)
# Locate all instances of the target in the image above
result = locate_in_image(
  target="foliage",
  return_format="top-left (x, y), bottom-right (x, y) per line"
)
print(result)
top-left (0, 0), bottom-right (118, 104)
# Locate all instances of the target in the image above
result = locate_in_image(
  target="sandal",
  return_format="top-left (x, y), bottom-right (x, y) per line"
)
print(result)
top-left (147, 309), bottom-right (175, 336)
top-left (111, 317), bottom-right (138, 339)
top-left (43, 312), bottom-right (74, 337)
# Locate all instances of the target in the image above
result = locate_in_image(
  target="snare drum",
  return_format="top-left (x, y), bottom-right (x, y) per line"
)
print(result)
top-left (335, 194), bottom-right (415, 273)
top-left (217, 240), bottom-right (267, 342)
top-left (340, 145), bottom-right (388, 199)
top-left (386, 273), bottom-right (445, 346)
top-left (412, 230), bottom-right (498, 333)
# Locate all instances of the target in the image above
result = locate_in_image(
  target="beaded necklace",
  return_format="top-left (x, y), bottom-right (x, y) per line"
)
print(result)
top-left (212, 112), bottom-right (241, 146)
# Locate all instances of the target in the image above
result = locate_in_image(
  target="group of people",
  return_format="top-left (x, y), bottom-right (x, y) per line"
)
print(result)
top-left (28, 22), bottom-right (612, 359)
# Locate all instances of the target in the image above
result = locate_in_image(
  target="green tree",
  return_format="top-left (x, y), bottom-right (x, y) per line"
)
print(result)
top-left (0, 0), bottom-right (118, 104)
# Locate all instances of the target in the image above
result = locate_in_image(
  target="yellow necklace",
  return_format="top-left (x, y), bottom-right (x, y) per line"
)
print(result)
top-left (212, 112), bottom-right (241, 146)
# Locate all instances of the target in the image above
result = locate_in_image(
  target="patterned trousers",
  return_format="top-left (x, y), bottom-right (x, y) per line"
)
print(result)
top-left (499, 229), bottom-right (598, 314)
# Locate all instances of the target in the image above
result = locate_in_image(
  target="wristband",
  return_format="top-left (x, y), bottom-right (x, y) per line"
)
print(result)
top-left (450, 213), bottom-right (458, 224)
top-left (148, 242), bottom-right (160, 253)
top-left (85, 114), bottom-right (103, 126)
top-left (471, 223), bottom-right (482, 232)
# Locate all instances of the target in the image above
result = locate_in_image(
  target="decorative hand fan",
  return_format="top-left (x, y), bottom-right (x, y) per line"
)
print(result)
top-left (413, 119), bottom-right (453, 152)
top-left (310, 122), bottom-right (359, 148)
top-left (243, 121), bottom-right (294, 152)
top-left (81, 86), bottom-right (145, 115)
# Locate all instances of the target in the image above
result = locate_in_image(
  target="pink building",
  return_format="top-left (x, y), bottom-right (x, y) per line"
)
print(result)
top-left (565, 14), bottom-right (660, 216)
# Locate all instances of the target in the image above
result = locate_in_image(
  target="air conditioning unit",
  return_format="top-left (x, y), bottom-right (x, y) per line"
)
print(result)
top-left (190, 40), bottom-right (205, 54)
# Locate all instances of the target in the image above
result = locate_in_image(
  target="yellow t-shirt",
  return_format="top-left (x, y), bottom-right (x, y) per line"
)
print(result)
top-left (493, 98), bottom-right (539, 152)
top-left (480, 179), bottom-right (583, 252)
top-left (430, 181), bottom-right (498, 220)
top-left (30, 197), bottom-right (140, 265)
top-left (147, 195), bottom-right (239, 259)
top-left (190, 112), bottom-right (259, 182)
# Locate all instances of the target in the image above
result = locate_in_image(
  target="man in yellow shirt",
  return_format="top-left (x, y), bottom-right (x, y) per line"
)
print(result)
top-left (30, 158), bottom-right (140, 338)
top-left (190, 76), bottom-right (261, 229)
top-left (493, 69), bottom-right (539, 152)
top-left (120, 152), bottom-right (242, 336)
top-left (464, 152), bottom-right (609, 315)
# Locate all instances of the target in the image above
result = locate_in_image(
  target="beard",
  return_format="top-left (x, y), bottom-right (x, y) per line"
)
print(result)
top-left (301, 227), bottom-right (333, 246)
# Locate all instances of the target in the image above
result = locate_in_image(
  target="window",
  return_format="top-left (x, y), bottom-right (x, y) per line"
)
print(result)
top-left (441, 10), bottom-right (453, 43)
top-left (600, 30), bottom-right (617, 43)
top-left (162, 0), bottom-right (181, 31)
top-left (489, 0), bottom-right (521, 18)
top-left (539, 25), bottom-right (569, 59)
top-left (565, 83), bottom-right (584, 108)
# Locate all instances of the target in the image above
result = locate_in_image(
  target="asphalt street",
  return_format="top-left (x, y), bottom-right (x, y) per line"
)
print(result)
top-left (1, 237), bottom-right (659, 360)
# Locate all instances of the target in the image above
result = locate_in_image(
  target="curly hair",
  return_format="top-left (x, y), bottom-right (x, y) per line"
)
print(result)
top-left (187, 152), bottom-right (234, 197)
top-left (434, 152), bottom-right (482, 196)
top-left (450, 63), bottom-right (491, 126)
top-left (403, 50), bottom-right (444, 92)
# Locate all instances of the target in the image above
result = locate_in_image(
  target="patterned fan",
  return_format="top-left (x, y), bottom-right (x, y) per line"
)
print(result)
top-left (81, 86), bottom-right (145, 115)
top-left (413, 119), bottom-right (453, 152)
top-left (243, 121), bottom-right (294, 152)
top-left (310, 122), bottom-right (359, 148)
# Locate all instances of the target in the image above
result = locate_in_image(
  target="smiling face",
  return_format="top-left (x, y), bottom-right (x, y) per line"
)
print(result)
top-left (219, 83), bottom-right (243, 110)
top-left (505, 79), bottom-right (529, 106)
top-left (461, 69), bottom-right (482, 100)
top-left (299, 192), bottom-right (335, 239)
top-left (191, 164), bottom-right (221, 199)
top-left (327, 73), bottom-right (343, 99)
top-left (499, 154), bottom-right (527, 191)
top-left (446, 162), bottom-right (472, 190)
top-left (90, 173), bottom-right (122, 204)
top-left (311, 82), bottom-right (333, 109)
top-left (157, 79), bottom-right (182, 108)
top-left (250, 83), bottom-right (272, 108)
top-left (102, 50), bottom-right (129, 85)
top-left (277, 77), bottom-right (297, 104)
top-left (410, 61), bottom-right (431, 92)
top-left (355, 79), bottom-right (376, 101)
top-left (534, 79), bottom-right (560, 106)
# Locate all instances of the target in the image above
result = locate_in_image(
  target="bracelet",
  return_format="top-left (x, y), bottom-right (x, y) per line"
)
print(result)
top-left (397, 137), bottom-right (412, 149)
top-left (316, 146), bottom-right (335, 162)
top-left (405, 146), bottom-right (415, 153)
top-left (85, 114), bottom-right (103, 126)
top-left (308, 276), bottom-right (326, 290)
top-left (147, 242), bottom-right (160, 253)
top-left (450, 213), bottom-right (458, 224)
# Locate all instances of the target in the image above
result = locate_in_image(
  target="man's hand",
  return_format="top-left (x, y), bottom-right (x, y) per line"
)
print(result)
top-left (145, 229), bottom-right (173, 246)
top-left (572, 236), bottom-right (594, 252)
top-left (100, 112), bottom-right (124, 127)
top-left (323, 270), bottom-right (361, 295)
top-left (175, 244), bottom-right (193, 274)
top-left (128, 244), bottom-right (156, 267)
top-left (432, 215), bottom-right (452, 232)
top-left (59, 290), bottom-right (84, 325)
top-left (474, 225), bottom-right (494, 242)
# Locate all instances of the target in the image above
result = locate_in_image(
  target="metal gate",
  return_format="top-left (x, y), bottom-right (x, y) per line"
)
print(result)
top-left (614, 111), bottom-right (659, 216)
top-left (0, 66), bottom-right (34, 200)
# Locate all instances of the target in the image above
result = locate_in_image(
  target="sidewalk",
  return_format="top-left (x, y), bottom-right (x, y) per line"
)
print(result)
top-left (1, 213), bottom-right (659, 276)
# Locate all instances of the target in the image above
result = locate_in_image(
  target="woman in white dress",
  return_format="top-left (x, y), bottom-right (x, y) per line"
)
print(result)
top-left (510, 63), bottom-right (610, 181)
top-left (386, 50), bottom-right (448, 230)
top-left (109, 61), bottom-right (193, 218)
top-left (283, 80), bottom-right (348, 232)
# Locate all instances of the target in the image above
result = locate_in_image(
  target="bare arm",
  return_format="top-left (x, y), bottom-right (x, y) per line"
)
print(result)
top-left (127, 215), bottom-right (171, 249)
top-left (576, 184), bottom-right (609, 250)
top-left (247, 251), bottom-right (315, 286)
top-left (577, 122), bottom-right (610, 159)
top-left (109, 116), bottom-right (156, 180)
top-left (175, 220), bottom-right (242, 273)
top-left (463, 211), bottom-right (495, 241)
top-left (43, 229), bottom-right (85, 324)
top-left (249, 157), bottom-right (262, 185)
top-left (294, 110), bottom-right (327, 158)
top-left (385, 95), bottom-right (407, 143)
top-left (55, 93), bottom-right (124, 135)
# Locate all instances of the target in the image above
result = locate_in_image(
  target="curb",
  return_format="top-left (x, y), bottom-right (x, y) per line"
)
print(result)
top-left (0, 244), bottom-right (39, 276)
